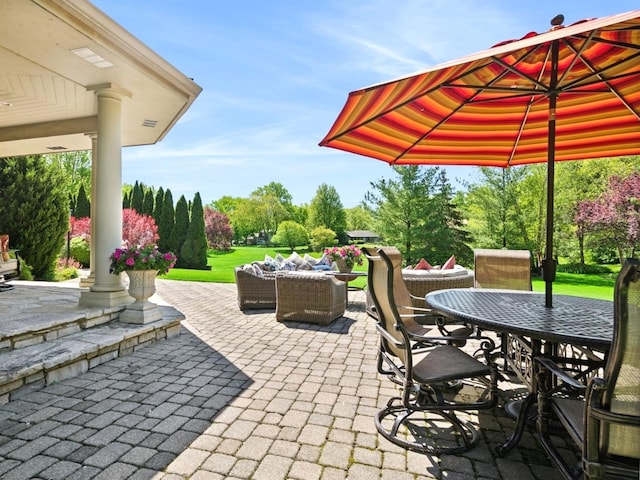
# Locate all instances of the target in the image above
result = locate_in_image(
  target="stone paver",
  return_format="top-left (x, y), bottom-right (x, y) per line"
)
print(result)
top-left (0, 279), bottom-right (572, 479)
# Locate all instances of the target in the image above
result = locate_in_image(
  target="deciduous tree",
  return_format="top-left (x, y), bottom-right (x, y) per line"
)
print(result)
top-left (204, 208), bottom-right (233, 250)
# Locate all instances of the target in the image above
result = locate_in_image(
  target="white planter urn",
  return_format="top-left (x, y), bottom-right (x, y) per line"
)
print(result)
top-left (119, 270), bottom-right (163, 324)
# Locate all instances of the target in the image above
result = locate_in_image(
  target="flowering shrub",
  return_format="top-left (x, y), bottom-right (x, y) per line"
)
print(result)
top-left (109, 245), bottom-right (176, 275)
top-left (324, 245), bottom-right (363, 269)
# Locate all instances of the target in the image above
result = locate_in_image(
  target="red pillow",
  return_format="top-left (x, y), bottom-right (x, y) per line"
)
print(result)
top-left (414, 258), bottom-right (433, 270)
top-left (442, 255), bottom-right (456, 270)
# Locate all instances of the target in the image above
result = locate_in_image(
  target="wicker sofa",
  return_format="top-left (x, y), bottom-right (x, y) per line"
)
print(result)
top-left (365, 266), bottom-right (474, 318)
top-left (234, 266), bottom-right (277, 311)
top-left (275, 271), bottom-right (346, 325)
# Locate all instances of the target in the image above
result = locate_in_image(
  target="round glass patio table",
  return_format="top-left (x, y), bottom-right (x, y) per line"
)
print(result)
top-left (425, 288), bottom-right (613, 453)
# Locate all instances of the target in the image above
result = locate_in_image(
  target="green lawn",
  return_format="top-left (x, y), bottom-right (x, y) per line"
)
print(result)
top-left (163, 246), bottom-right (616, 301)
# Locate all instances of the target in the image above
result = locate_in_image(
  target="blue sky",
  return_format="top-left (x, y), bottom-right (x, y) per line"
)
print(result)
top-left (92, 1), bottom-right (639, 208)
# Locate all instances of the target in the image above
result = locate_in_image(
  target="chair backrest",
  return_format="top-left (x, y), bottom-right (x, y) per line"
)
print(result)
top-left (363, 246), bottom-right (409, 363)
top-left (474, 248), bottom-right (532, 291)
top-left (597, 258), bottom-right (640, 459)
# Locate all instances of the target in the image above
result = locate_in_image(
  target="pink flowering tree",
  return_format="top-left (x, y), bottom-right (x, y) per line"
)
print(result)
top-left (122, 208), bottom-right (159, 247)
top-left (70, 216), bottom-right (91, 239)
top-left (204, 207), bottom-right (233, 251)
top-left (575, 173), bottom-right (640, 264)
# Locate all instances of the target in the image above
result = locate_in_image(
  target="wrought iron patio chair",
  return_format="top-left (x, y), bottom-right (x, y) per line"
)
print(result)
top-left (365, 246), bottom-right (499, 454)
top-left (536, 258), bottom-right (640, 480)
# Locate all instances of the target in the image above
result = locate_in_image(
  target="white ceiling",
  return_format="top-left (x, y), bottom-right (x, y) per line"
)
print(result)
top-left (0, 0), bottom-right (202, 158)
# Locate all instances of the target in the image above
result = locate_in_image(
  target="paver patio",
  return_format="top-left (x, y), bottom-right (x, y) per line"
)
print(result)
top-left (0, 279), bottom-right (570, 479)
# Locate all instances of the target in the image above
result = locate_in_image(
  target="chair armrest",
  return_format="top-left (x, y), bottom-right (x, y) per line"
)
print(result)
top-left (535, 357), bottom-right (587, 391)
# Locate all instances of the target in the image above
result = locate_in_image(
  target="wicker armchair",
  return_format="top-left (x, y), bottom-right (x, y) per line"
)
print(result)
top-left (536, 258), bottom-right (640, 480)
top-left (275, 272), bottom-right (345, 325)
top-left (234, 266), bottom-right (277, 311)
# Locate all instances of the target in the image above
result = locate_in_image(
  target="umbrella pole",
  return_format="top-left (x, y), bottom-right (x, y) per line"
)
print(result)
top-left (543, 40), bottom-right (560, 308)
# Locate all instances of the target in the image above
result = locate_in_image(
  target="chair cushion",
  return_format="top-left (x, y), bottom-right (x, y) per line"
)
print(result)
top-left (412, 345), bottom-right (490, 384)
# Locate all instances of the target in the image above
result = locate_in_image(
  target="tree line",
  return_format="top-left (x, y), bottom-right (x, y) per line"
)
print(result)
top-left (1, 151), bottom-right (638, 280)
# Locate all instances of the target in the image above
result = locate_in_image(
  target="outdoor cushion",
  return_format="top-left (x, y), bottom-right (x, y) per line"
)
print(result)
top-left (414, 258), bottom-right (433, 270)
top-left (402, 265), bottom-right (468, 277)
top-left (442, 255), bottom-right (456, 270)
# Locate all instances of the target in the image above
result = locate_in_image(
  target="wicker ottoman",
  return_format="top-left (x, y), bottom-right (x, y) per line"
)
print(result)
top-left (275, 272), bottom-right (346, 325)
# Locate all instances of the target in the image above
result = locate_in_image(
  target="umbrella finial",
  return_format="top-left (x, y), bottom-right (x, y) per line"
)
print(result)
top-left (550, 14), bottom-right (564, 27)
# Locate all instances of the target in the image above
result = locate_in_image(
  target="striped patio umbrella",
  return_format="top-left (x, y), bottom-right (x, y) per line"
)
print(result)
top-left (320, 10), bottom-right (640, 307)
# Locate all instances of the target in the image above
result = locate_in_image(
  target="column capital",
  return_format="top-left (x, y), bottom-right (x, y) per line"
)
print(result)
top-left (88, 83), bottom-right (132, 100)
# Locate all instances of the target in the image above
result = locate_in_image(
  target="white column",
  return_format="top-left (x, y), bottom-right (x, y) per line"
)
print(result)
top-left (80, 87), bottom-right (131, 307)
top-left (79, 133), bottom-right (97, 288)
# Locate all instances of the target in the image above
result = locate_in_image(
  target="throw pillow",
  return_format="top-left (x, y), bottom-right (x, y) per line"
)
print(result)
top-left (263, 255), bottom-right (280, 271)
top-left (317, 253), bottom-right (332, 266)
top-left (442, 255), bottom-right (456, 270)
top-left (414, 258), bottom-right (433, 270)
top-left (242, 264), bottom-right (257, 276)
top-left (252, 264), bottom-right (265, 278)
top-left (303, 253), bottom-right (318, 265)
top-left (287, 251), bottom-right (304, 268)
top-left (281, 260), bottom-right (297, 271)
top-left (297, 260), bottom-right (313, 271)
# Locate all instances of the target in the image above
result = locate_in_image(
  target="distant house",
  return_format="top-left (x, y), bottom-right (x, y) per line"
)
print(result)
top-left (347, 230), bottom-right (380, 244)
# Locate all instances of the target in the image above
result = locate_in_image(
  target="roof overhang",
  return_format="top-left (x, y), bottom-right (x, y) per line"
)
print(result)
top-left (0, 0), bottom-right (202, 158)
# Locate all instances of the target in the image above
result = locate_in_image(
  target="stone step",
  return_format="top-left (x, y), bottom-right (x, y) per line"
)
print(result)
top-left (0, 305), bottom-right (183, 403)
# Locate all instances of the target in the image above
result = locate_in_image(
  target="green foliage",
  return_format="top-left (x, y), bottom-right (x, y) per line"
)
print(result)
top-left (556, 262), bottom-right (612, 275)
top-left (346, 205), bottom-right (373, 231)
top-left (172, 195), bottom-right (190, 267)
top-left (153, 187), bottom-right (164, 225)
top-left (131, 181), bottom-right (144, 214)
top-left (308, 184), bottom-right (347, 242)
top-left (142, 188), bottom-right (155, 216)
top-left (158, 189), bottom-right (174, 252)
top-left (0, 156), bottom-right (69, 279)
top-left (271, 221), bottom-right (309, 251)
top-left (365, 166), bottom-right (438, 265)
top-left (18, 258), bottom-right (33, 281)
top-left (180, 192), bottom-right (209, 269)
top-left (74, 183), bottom-right (91, 218)
top-left (309, 226), bottom-right (337, 252)
top-left (122, 190), bottom-right (131, 209)
top-left (68, 236), bottom-right (90, 267)
top-left (46, 151), bottom-right (91, 208)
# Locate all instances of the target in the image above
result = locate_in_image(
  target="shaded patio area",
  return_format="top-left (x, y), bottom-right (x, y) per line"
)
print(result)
top-left (0, 279), bottom-right (572, 479)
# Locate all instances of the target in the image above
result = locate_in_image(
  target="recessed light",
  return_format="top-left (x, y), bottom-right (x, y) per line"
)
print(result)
top-left (0, 101), bottom-right (11, 107)
top-left (70, 47), bottom-right (114, 69)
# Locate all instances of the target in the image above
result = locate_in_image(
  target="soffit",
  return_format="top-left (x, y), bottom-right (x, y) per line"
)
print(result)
top-left (0, 0), bottom-right (202, 158)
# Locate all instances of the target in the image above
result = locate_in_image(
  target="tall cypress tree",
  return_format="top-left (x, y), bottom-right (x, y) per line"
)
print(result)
top-left (171, 195), bottom-right (190, 266)
top-left (122, 190), bottom-right (131, 209)
top-left (153, 187), bottom-right (164, 225)
top-left (142, 187), bottom-right (155, 217)
top-left (75, 183), bottom-right (91, 218)
top-left (131, 181), bottom-right (144, 214)
top-left (180, 192), bottom-right (208, 269)
top-left (158, 189), bottom-right (174, 252)
top-left (0, 155), bottom-right (69, 279)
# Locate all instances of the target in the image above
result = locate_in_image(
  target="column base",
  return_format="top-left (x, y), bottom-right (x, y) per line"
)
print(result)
top-left (119, 302), bottom-right (163, 324)
top-left (78, 272), bottom-right (95, 288)
top-left (79, 288), bottom-right (132, 308)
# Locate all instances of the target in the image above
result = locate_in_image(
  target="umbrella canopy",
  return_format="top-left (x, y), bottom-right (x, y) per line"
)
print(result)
top-left (320, 10), bottom-right (640, 307)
